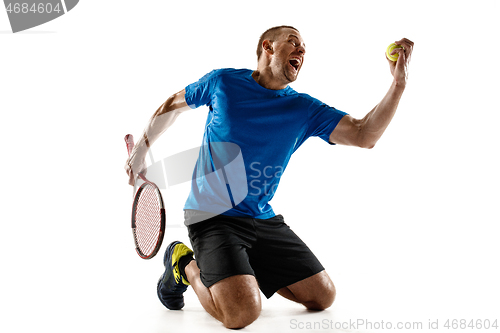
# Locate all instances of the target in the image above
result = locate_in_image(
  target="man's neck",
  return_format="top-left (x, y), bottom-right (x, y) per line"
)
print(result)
top-left (251, 68), bottom-right (288, 91)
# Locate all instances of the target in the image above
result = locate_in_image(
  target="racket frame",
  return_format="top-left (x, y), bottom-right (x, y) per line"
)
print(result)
top-left (125, 134), bottom-right (166, 259)
top-left (131, 180), bottom-right (166, 259)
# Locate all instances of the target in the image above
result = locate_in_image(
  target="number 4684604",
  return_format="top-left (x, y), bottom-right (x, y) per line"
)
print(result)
top-left (444, 319), bottom-right (498, 330)
top-left (6, 3), bottom-right (62, 14)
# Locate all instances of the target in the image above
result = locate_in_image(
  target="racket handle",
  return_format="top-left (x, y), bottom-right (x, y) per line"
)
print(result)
top-left (125, 134), bottom-right (135, 156)
top-left (125, 134), bottom-right (146, 181)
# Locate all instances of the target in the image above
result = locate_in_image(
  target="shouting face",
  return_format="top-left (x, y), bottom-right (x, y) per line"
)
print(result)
top-left (267, 28), bottom-right (306, 84)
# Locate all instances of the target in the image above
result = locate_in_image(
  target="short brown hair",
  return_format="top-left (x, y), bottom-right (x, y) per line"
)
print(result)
top-left (256, 25), bottom-right (299, 60)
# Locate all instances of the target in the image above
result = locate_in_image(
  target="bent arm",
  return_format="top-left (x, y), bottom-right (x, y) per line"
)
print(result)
top-left (329, 38), bottom-right (413, 148)
top-left (125, 89), bottom-right (190, 185)
top-left (329, 81), bottom-right (405, 148)
top-left (134, 89), bottom-right (189, 156)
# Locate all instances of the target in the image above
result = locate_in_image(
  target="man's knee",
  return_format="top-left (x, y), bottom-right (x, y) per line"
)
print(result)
top-left (306, 283), bottom-right (336, 311)
top-left (211, 275), bottom-right (262, 328)
top-left (290, 271), bottom-right (336, 311)
top-left (222, 300), bottom-right (261, 329)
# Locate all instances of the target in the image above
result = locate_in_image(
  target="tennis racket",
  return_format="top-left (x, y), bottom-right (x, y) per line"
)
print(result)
top-left (125, 134), bottom-right (165, 259)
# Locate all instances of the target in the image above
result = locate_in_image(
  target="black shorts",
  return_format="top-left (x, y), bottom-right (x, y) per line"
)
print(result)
top-left (185, 210), bottom-right (324, 299)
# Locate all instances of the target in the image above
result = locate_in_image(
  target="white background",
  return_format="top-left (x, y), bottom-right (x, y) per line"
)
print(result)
top-left (1, 0), bottom-right (499, 332)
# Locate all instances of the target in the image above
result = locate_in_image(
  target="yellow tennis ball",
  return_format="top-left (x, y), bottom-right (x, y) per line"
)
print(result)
top-left (386, 43), bottom-right (403, 62)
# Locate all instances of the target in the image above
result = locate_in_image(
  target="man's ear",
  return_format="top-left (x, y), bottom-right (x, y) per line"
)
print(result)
top-left (263, 40), bottom-right (273, 54)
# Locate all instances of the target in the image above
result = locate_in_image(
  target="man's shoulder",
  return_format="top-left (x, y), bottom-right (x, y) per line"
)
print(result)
top-left (194, 68), bottom-right (252, 88)
top-left (289, 91), bottom-right (322, 105)
top-left (208, 68), bottom-right (252, 78)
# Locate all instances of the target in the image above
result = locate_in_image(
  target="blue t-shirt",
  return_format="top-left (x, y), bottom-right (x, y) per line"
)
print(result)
top-left (183, 68), bottom-right (347, 220)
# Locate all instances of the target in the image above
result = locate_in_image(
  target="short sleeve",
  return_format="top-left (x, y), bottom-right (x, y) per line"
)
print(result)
top-left (184, 69), bottom-right (220, 109)
top-left (307, 97), bottom-right (348, 145)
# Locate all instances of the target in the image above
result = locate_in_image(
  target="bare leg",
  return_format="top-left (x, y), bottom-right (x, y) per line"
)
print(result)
top-left (184, 260), bottom-right (262, 329)
top-left (277, 271), bottom-right (336, 310)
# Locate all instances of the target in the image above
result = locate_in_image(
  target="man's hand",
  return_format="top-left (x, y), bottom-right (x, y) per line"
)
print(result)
top-left (386, 38), bottom-right (414, 85)
top-left (124, 147), bottom-right (147, 186)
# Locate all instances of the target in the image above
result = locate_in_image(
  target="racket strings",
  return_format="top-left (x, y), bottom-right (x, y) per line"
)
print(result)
top-left (134, 185), bottom-right (162, 255)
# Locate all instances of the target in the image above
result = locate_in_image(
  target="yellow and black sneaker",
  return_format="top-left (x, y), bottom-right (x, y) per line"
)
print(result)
top-left (157, 241), bottom-right (194, 310)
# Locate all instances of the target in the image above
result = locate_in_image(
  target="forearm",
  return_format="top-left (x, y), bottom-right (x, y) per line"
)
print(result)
top-left (132, 90), bottom-right (188, 159)
top-left (359, 80), bottom-right (406, 148)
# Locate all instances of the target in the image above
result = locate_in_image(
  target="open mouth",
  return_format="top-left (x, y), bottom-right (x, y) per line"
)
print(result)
top-left (289, 58), bottom-right (300, 72)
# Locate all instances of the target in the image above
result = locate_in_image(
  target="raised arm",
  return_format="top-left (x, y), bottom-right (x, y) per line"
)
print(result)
top-left (125, 89), bottom-right (191, 185)
top-left (329, 38), bottom-right (413, 148)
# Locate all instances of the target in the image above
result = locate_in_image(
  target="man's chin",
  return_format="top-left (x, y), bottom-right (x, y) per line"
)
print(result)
top-left (284, 71), bottom-right (299, 83)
